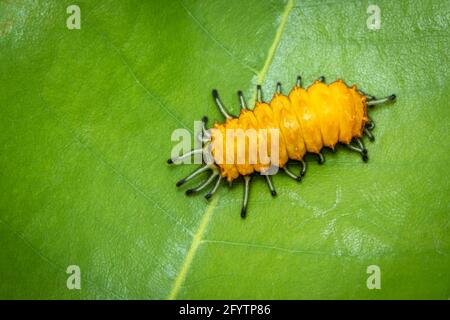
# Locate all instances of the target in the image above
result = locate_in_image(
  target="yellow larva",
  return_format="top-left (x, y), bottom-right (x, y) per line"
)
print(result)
top-left (168, 76), bottom-right (396, 218)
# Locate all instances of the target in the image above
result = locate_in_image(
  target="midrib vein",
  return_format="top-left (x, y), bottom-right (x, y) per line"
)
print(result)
top-left (167, 0), bottom-right (294, 299)
top-left (168, 196), bottom-right (218, 299)
top-left (256, 0), bottom-right (294, 85)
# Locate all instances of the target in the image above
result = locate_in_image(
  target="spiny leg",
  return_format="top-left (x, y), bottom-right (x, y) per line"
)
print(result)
top-left (364, 117), bottom-right (375, 141)
top-left (202, 142), bottom-right (215, 166)
top-left (264, 175), bottom-right (277, 196)
top-left (205, 175), bottom-right (222, 200)
top-left (256, 85), bottom-right (263, 102)
top-left (168, 149), bottom-right (203, 164)
top-left (317, 152), bottom-right (325, 165)
top-left (358, 89), bottom-right (376, 100)
top-left (237, 90), bottom-right (248, 110)
top-left (355, 137), bottom-right (367, 155)
top-left (186, 171), bottom-right (219, 195)
top-left (282, 164), bottom-right (302, 181)
top-left (196, 116), bottom-right (211, 143)
top-left (366, 117), bottom-right (375, 131)
top-left (283, 160), bottom-right (306, 181)
top-left (364, 127), bottom-right (375, 142)
top-left (176, 164), bottom-right (211, 187)
top-left (212, 89), bottom-right (233, 119)
top-left (347, 138), bottom-right (368, 162)
top-left (346, 141), bottom-right (362, 153)
top-left (276, 82), bottom-right (282, 94)
top-left (201, 116), bottom-right (210, 136)
top-left (367, 94), bottom-right (396, 106)
top-left (299, 159), bottom-right (307, 177)
top-left (296, 75), bottom-right (302, 87)
top-left (241, 175), bottom-right (252, 218)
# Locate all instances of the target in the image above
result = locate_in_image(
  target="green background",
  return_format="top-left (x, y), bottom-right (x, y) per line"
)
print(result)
top-left (0, 0), bottom-right (449, 299)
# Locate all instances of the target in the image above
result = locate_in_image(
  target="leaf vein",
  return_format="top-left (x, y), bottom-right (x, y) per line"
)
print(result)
top-left (167, 0), bottom-right (296, 299)
top-left (178, 0), bottom-right (259, 75)
top-left (87, 23), bottom-right (192, 132)
top-left (0, 217), bottom-right (125, 299)
top-left (39, 96), bottom-right (195, 236)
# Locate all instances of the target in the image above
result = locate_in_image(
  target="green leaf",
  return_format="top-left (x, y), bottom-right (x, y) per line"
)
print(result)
top-left (0, 0), bottom-right (449, 299)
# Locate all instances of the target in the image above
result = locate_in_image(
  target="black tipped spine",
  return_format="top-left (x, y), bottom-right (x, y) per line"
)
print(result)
top-left (240, 207), bottom-right (247, 219)
top-left (276, 82), bottom-right (282, 94)
top-left (318, 152), bottom-right (325, 165)
top-left (176, 180), bottom-right (185, 187)
top-left (364, 128), bottom-right (375, 142)
top-left (296, 75), bottom-right (302, 87)
top-left (300, 160), bottom-right (307, 177)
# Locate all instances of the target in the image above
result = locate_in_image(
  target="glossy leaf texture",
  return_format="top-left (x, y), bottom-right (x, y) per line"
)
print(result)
top-left (0, 0), bottom-right (449, 299)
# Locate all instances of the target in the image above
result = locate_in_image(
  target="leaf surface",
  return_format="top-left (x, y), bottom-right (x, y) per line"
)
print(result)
top-left (0, 0), bottom-right (449, 299)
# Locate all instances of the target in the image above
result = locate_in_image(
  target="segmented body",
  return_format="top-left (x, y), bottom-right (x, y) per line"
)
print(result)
top-left (168, 75), bottom-right (395, 218)
top-left (211, 80), bottom-right (368, 181)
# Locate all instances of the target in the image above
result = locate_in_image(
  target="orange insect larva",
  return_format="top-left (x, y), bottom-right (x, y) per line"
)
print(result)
top-left (168, 76), bottom-right (396, 218)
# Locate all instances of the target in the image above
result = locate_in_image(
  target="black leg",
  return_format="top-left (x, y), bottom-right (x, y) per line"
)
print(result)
top-left (276, 82), bottom-right (282, 94)
top-left (186, 171), bottom-right (219, 195)
top-left (241, 176), bottom-right (252, 218)
top-left (168, 149), bottom-right (203, 164)
top-left (205, 175), bottom-right (222, 200)
top-left (212, 89), bottom-right (233, 119)
top-left (256, 85), bottom-right (263, 103)
top-left (366, 118), bottom-right (375, 131)
top-left (296, 75), bottom-right (302, 87)
top-left (367, 94), bottom-right (396, 106)
top-left (300, 159), bottom-right (307, 177)
top-left (282, 166), bottom-right (301, 181)
top-left (264, 175), bottom-right (277, 196)
top-left (364, 128), bottom-right (375, 142)
top-left (347, 138), bottom-right (368, 162)
top-left (176, 165), bottom-right (211, 187)
top-left (237, 91), bottom-right (247, 110)
top-left (317, 152), bottom-right (325, 165)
